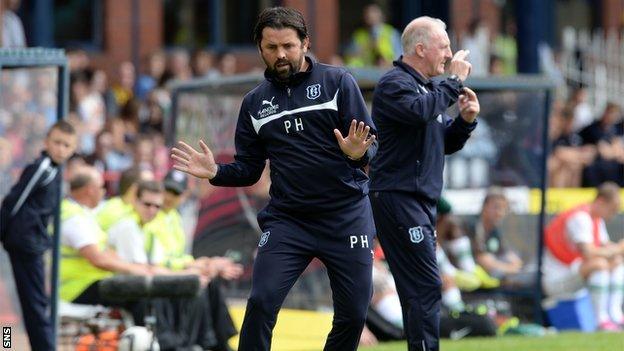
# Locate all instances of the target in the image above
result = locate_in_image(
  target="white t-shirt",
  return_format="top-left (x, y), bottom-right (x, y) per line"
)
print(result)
top-left (108, 218), bottom-right (164, 265)
top-left (565, 211), bottom-right (609, 246)
top-left (543, 211), bottom-right (609, 273)
top-left (61, 206), bottom-right (99, 250)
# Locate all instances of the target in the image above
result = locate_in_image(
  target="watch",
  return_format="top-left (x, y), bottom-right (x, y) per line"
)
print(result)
top-left (448, 74), bottom-right (462, 83)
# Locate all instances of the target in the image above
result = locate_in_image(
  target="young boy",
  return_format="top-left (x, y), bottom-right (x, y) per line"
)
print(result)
top-left (0, 120), bottom-right (77, 351)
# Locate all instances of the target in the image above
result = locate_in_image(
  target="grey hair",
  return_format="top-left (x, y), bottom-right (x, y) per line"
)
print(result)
top-left (401, 16), bottom-right (447, 55)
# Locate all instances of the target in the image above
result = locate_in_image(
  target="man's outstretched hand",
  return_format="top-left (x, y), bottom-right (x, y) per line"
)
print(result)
top-left (171, 140), bottom-right (218, 179)
top-left (334, 119), bottom-right (376, 161)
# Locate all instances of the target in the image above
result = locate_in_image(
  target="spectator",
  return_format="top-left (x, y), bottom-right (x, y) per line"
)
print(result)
top-left (70, 71), bottom-right (106, 155)
top-left (139, 91), bottom-right (166, 134)
top-left (460, 18), bottom-right (490, 76)
top-left (192, 49), bottom-right (219, 79)
top-left (467, 187), bottom-right (531, 287)
top-left (84, 129), bottom-right (113, 178)
top-left (102, 118), bottom-right (133, 173)
top-left (59, 165), bottom-right (152, 305)
top-left (542, 182), bottom-right (624, 331)
top-left (216, 51), bottom-right (238, 77)
top-left (110, 61), bottom-right (136, 115)
top-left (569, 86), bottom-right (594, 132)
top-left (119, 99), bottom-right (141, 143)
top-left (436, 198), bottom-right (499, 291)
top-left (580, 103), bottom-right (624, 186)
top-left (0, 121), bottom-right (77, 351)
top-left (166, 49), bottom-right (193, 82)
top-left (493, 19), bottom-right (517, 75)
top-left (145, 170), bottom-right (242, 350)
top-left (548, 103), bottom-right (596, 187)
top-left (136, 51), bottom-right (167, 100)
top-left (345, 4), bottom-right (401, 68)
top-left (132, 134), bottom-right (156, 172)
top-left (96, 166), bottom-right (154, 233)
top-left (1, 0), bottom-right (26, 48)
top-left (488, 54), bottom-right (505, 76)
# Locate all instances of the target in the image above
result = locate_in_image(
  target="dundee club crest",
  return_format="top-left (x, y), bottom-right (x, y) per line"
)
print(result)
top-left (306, 84), bottom-right (321, 100)
top-left (259, 231), bottom-right (271, 247)
top-left (408, 226), bottom-right (424, 243)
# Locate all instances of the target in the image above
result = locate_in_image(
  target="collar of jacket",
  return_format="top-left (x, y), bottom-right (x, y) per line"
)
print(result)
top-left (264, 56), bottom-right (314, 87)
top-left (40, 150), bottom-right (60, 167)
top-left (393, 56), bottom-right (431, 87)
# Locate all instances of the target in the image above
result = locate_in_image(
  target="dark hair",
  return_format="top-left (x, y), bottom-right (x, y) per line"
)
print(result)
top-left (253, 7), bottom-right (308, 46)
top-left (118, 167), bottom-right (142, 196)
top-left (47, 120), bottom-right (76, 137)
top-left (136, 180), bottom-right (163, 199)
top-left (596, 181), bottom-right (620, 203)
top-left (482, 186), bottom-right (508, 207)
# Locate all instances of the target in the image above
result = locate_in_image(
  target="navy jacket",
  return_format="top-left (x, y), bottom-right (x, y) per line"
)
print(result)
top-left (211, 57), bottom-right (377, 214)
top-left (0, 152), bottom-right (61, 255)
top-left (369, 58), bottom-right (476, 207)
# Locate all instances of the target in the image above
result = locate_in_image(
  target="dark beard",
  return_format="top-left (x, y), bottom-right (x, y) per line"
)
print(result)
top-left (267, 56), bottom-right (302, 82)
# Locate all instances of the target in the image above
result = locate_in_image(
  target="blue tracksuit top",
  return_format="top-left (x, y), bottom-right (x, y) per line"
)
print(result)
top-left (369, 58), bottom-right (477, 206)
top-left (210, 57), bottom-right (377, 214)
top-left (0, 151), bottom-right (61, 255)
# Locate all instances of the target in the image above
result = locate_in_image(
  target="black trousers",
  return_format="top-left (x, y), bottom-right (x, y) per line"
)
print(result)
top-left (370, 191), bottom-right (442, 351)
top-left (238, 199), bottom-right (375, 351)
top-left (9, 252), bottom-right (54, 351)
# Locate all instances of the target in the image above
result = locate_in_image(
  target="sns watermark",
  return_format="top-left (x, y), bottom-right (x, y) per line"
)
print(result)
top-left (2, 327), bottom-right (10, 349)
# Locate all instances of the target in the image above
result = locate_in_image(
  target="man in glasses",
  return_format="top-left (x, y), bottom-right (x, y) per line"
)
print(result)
top-left (107, 180), bottom-right (165, 264)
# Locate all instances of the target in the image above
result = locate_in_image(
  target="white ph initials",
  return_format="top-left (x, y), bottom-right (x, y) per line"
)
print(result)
top-left (350, 235), bottom-right (369, 248)
top-left (284, 117), bottom-right (304, 134)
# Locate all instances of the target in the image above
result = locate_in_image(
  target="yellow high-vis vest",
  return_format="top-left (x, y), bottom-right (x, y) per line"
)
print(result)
top-left (96, 196), bottom-right (135, 232)
top-left (144, 209), bottom-right (194, 270)
top-left (60, 199), bottom-right (113, 302)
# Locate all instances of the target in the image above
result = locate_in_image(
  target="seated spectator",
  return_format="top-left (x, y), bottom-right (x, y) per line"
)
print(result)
top-left (110, 61), bottom-right (136, 115)
top-left (217, 51), bottom-right (239, 77)
top-left (568, 86), bottom-right (594, 132)
top-left (84, 129), bottom-right (114, 194)
top-left (192, 49), bottom-right (220, 79)
top-left (146, 170), bottom-right (243, 350)
top-left (467, 188), bottom-right (532, 288)
top-left (345, 4), bottom-right (401, 68)
top-left (136, 51), bottom-right (167, 100)
top-left (59, 165), bottom-right (153, 305)
top-left (548, 104), bottom-right (596, 187)
top-left (460, 18), bottom-right (490, 76)
top-left (165, 49), bottom-right (193, 82)
top-left (97, 166), bottom-right (154, 232)
top-left (542, 182), bottom-right (624, 331)
top-left (107, 179), bottom-right (235, 349)
top-left (492, 19), bottom-right (517, 75)
top-left (70, 70), bottom-right (106, 155)
top-left (580, 103), bottom-right (624, 186)
top-left (102, 118), bottom-right (133, 173)
top-left (146, 170), bottom-right (243, 278)
top-left (436, 198), bottom-right (499, 290)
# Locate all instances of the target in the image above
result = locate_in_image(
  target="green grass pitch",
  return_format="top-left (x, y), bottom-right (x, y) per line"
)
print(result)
top-left (363, 332), bottom-right (624, 351)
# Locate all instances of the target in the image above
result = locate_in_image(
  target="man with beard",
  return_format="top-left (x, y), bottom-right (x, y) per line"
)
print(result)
top-left (171, 7), bottom-right (377, 350)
